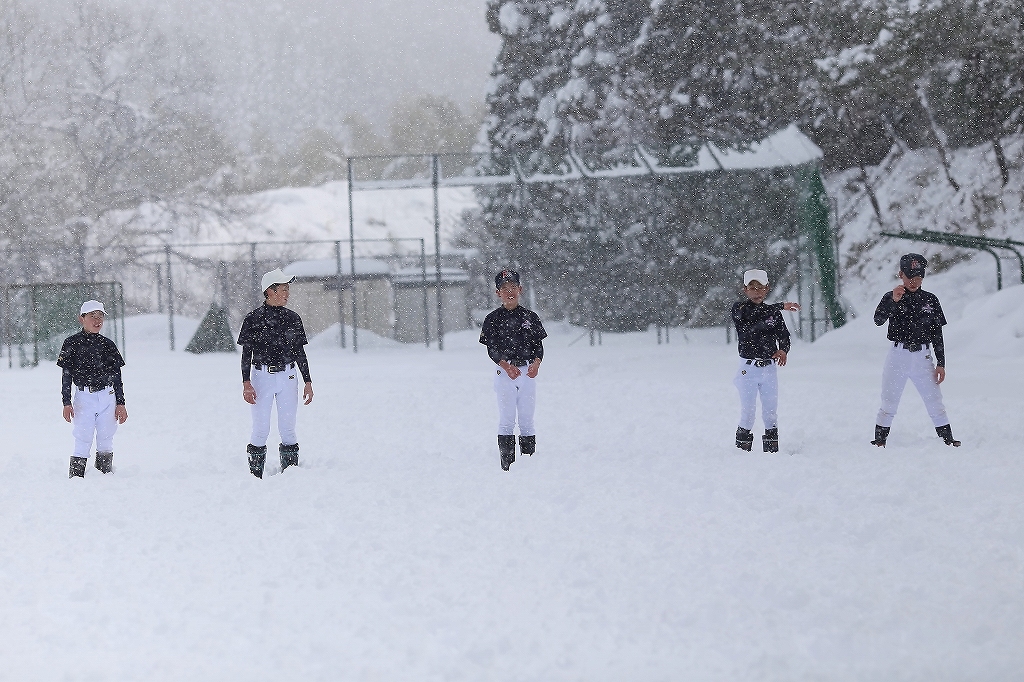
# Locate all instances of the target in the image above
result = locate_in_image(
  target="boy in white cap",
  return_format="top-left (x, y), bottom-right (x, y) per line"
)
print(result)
top-left (236, 269), bottom-right (314, 478)
top-left (58, 300), bottom-right (128, 477)
top-left (731, 270), bottom-right (800, 452)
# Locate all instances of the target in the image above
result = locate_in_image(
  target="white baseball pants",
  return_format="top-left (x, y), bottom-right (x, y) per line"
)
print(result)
top-left (733, 359), bottom-right (778, 431)
top-left (493, 366), bottom-right (536, 436)
top-left (876, 344), bottom-right (949, 428)
top-left (249, 367), bottom-right (299, 447)
top-left (72, 386), bottom-right (118, 457)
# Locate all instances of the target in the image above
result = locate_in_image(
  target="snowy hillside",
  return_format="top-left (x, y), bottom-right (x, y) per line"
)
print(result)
top-left (825, 135), bottom-right (1024, 316)
top-left (166, 182), bottom-right (478, 254)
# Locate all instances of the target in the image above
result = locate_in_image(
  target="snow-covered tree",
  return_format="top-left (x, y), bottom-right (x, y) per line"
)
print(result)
top-left (915, 0), bottom-right (1023, 184)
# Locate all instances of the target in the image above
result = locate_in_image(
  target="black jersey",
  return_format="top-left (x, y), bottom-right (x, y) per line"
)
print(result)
top-left (874, 288), bottom-right (947, 366)
top-left (479, 305), bottom-right (547, 367)
top-left (57, 330), bottom-right (126, 405)
top-left (731, 300), bottom-right (791, 360)
top-left (237, 304), bottom-right (311, 382)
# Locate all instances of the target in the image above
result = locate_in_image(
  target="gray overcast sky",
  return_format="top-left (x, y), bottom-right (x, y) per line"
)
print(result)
top-left (45, 0), bottom-right (501, 143)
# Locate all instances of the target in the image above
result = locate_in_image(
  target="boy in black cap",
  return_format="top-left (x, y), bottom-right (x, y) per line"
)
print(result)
top-left (58, 300), bottom-right (128, 478)
top-left (479, 269), bottom-right (547, 471)
top-left (871, 253), bottom-right (960, 447)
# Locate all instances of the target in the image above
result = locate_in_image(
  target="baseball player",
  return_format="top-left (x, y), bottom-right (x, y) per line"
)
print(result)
top-left (731, 270), bottom-right (800, 452)
top-left (871, 253), bottom-right (960, 447)
top-left (237, 269), bottom-right (314, 478)
top-left (58, 300), bottom-right (128, 478)
top-left (479, 269), bottom-right (547, 471)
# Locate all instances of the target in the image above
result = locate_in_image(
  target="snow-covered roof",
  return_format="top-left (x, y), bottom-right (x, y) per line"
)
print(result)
top-left (284, 258), bottom-right (391, 279)
top-left (704, 124), bottom-right (824, 170)
top-left (391, 267), bottom-right (469, 285)
top-left (636, 124), bottom-right (823, 175)
top-left (283, 258), bottom-right (469, 285)
top-left (353, 125), bottom-right (823, 190)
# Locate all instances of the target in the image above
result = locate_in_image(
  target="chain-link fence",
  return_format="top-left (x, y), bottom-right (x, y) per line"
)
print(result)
top-left (0, 237), bottom-right (474, 358)
top-left (4, 281), bottom-right (125, 368)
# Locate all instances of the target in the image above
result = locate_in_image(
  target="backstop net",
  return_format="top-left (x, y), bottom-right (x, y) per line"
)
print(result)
top-left (4, 281), bottom-right (126, 368)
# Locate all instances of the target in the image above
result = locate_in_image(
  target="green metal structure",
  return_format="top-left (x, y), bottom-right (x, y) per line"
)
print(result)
top-left (881, 229), bottom-right (1024, 290)
top-left (4, 281), bottom-right (126, 367)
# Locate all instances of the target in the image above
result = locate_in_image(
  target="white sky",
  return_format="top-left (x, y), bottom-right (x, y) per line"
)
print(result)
top-left (41, 0), bottom-right (501, 143)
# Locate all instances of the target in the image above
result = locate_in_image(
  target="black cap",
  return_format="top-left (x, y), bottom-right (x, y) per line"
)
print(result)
top-left (899, 253), bottom-right (927, 278)
top-left (495, 269), bottom-right (520, 288)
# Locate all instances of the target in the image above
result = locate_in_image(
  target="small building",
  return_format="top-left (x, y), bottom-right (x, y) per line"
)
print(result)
top-left (283, 257), bottom-right (471, 343)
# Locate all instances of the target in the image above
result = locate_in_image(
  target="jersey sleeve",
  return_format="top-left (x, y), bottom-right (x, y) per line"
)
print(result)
top-left (873, 293), bottom-right (894, 326)
top-left (933, 296), bottom-right (948, 326)
top-left (56, 337), bottom-right (74, 369)
top-left (61, 367), bottom-right (73, 405)
top-left (236, 315), bottom-right (252, 346)
top-left (532, 312), bottom-right (547, 341)
top-left (478, 316), bottom-right (493, 346)
top-left (112, 368), bottom-right (126, 405)
top-left (241, 345), bottom-right (253, 382)
top-left (929, 295), bottom-right (947, 366)
top-left (775, 310), bottom-right (791, 353)
top-left (110, 344), bottom-right (125, 368)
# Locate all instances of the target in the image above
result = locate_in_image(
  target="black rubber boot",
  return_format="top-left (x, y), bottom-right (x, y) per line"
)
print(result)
top-left (871, 425), bottom-right (890, 447)
top-left (69, 456), bottom-right (87, 478)
top-left (762, 428), bottom-right (779, 453)
top-left (247, 444), bottom-right (267, 479)
top-left (735, 427), bottom-right (753, 451)
top-left (95, 452), bottom-right (113, 474)
top-left (280, 443), bottom-right (299, 471)
top-left (498, 435), bottom-right (516, 471)
top-left (519, 435), bottom-right (535, 456)
top-left (936, 424), bottom-right (961, 447)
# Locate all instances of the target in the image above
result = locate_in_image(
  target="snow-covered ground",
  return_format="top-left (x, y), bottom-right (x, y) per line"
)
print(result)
top-left (1, 277), bottom-right (1022, 680)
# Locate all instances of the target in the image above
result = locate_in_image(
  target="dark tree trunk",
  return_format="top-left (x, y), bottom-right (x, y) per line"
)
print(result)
top-left (993, 138), bottom-right (1010, 186)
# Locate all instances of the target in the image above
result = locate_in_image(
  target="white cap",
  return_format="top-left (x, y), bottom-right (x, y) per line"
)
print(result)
top-left (743, 269), bottom-right (769, 286)
top-left (80, 300), bottom-right (106, 315)
top-left (261, 268), bottom-right (294, 293)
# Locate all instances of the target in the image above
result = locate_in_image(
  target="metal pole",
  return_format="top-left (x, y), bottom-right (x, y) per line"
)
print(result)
top-left (156, 262), bottom-right (163, 313)
top-left (5, 286), bottom-right (10, 369)
top-left (166, 245), bottom-right (175, 351)
top-left (119, 282), bottom-right (126, 361)
top-left (432, 154), bottom-right (444, 351)
top-left (249, 243), bottom-right (258, 310)
top-left (980, 246), bottom-right (1003, 290)
top-left (348, 157), bottom-right (358, 353)
top-left (30, 285), bottom-right (37, 366)
top-left (335, 240), bottom-right (346, 349)
top-left (421, 238), bottom-right (430, 347)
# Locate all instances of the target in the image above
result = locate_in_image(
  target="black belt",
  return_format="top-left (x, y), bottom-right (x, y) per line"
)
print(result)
top-left (744, 358), bottom-right (773, 367)
top-left (254, 362), bottom-right (295, 373)
top-left (76, 384), bottom-right (110, 393)
top-left (893, 341), bottom-right (929, 352)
